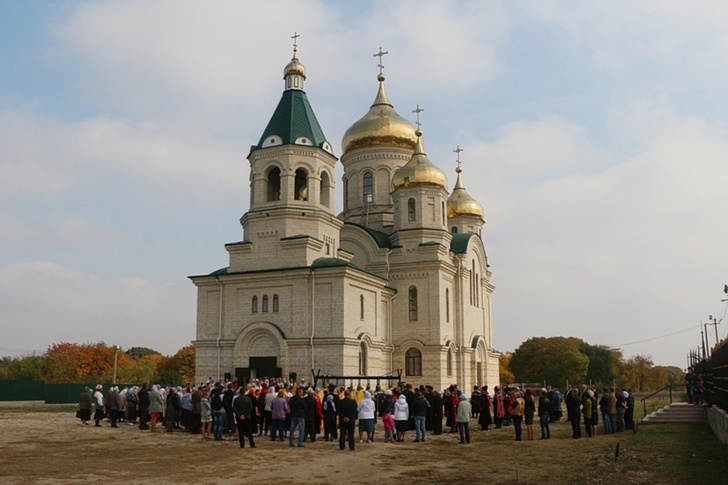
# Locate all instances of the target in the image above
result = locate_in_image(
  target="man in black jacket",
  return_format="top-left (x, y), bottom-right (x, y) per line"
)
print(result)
top-left (337, 389), bottom-right (358, 451)
top-left (233, 385), bottom-right (256, 448)
top-left (288, 387), bottom-right (307, 447)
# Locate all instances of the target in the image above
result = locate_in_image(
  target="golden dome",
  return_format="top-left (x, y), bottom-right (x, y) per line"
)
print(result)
top-left (392, 132), bottom-right (448, 190)
top-left (447, 169), bottom-right (484, 218)
top-left (284, 57), bottom-right (306, 79)
top-left (341, 76), bottom-right (417, 153)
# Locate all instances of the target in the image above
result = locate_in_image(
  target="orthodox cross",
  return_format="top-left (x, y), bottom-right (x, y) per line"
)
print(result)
top-left (454, 145), bottom-right (464, 172)
top-left (373, 47), bottom-right (389, 75)
top-left (291, 32), bottom-right (300, 55)
top-left (412, 105), bottom-right (424, 130)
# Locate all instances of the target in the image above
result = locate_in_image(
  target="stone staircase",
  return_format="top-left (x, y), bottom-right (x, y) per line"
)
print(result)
top-left (641, 402), bottom-right (707, 424)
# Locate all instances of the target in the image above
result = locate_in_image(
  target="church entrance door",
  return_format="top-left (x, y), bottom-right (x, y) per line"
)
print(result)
top-left (236, 357), bottom-right (281, 383)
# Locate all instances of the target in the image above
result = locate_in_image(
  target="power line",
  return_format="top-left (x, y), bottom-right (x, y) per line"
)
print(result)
top-left (613, 325), bottom-right (699, 348)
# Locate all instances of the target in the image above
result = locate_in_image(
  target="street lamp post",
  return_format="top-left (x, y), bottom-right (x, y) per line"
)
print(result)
top-left (112, 346), bottom-right (119, 385)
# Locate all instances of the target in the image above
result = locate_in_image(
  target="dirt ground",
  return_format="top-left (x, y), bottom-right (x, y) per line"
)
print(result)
top-left (0, 403), bottom-right (691, 484)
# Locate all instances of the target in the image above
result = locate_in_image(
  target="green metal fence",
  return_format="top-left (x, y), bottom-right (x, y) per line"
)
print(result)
top-left (0, 380), bottom-right (139, 404)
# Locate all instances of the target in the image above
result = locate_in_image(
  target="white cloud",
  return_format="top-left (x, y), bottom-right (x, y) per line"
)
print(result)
top-left (480, 99), bottom-right (728, 366)
top-left (0, 109), bottom-right (242, 202)
top-left (0, 261), bottom-right (194, 356)
top-left (520, 1), bottom-right (728, 78)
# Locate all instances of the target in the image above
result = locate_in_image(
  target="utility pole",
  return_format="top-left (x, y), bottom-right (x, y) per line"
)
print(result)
top-left (708, 315), bottom-right (721, 348)
top-left (112, 345), bottom-right (119, 385)
top-left (701, 327), bottom-right (706, 359)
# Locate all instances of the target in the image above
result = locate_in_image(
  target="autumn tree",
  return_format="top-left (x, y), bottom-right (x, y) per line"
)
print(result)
top-left (170, 345), bottom-right (196, 383)
top-left (45, 342), bottom-right (129, 383)
top-left (620, 354), bottom-right (654, 392)
top-left (509, 336), bottom-right (589, 386)
top-left (498, 352), bottom-right (515, 385)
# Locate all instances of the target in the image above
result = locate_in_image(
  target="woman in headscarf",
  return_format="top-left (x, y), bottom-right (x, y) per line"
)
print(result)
top-left (126, 387), bottom-right (138, 424)
top-left (78, 387), bottom-right (92, 425)
top-left (393, 394), bottom-right (409, 442)
top-left (357, 390), bottom-right (376, 443)
top-left (322, 393), bottom-right (338, 441)
top-left (148, 384), bottom-right (164, 432)
top-left (93, 384), bottom-right (105, 427)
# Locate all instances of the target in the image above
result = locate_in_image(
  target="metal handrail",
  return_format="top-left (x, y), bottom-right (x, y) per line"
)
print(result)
top-left (640, 384), bottom-right (673, 417)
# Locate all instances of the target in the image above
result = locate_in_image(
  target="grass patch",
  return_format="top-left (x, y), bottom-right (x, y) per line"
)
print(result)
top-left (622, 424), bottom-right (728, 482)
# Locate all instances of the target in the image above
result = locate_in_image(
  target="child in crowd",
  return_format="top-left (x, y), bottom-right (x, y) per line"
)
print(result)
top-left (382, 410), bottom-right (395, 444)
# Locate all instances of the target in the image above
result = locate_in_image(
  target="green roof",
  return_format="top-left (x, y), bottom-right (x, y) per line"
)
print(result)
top-left (254, 89), bottom-right (328, 151)
top-left (450, 233), bottom-right (474, 254)
top-left (311, 257), bottom-right (349, 268)
top-left (345, 222), bottom-right (394, 249)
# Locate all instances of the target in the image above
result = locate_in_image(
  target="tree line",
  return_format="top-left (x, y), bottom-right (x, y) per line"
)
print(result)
top-left (499, 336), bottom-right (684, 392)
top-left (0, 342), bottom-right (195, 385)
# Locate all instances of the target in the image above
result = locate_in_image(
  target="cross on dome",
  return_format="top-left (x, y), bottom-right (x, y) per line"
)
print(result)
top-left (373, 47), bottom-right (389, 77)
top-left (454, 145), bottom-right (464, 173)
top-left (291, 32), bottom-right (300, 56)
top-left (412, 105), bottom-right (424, 131)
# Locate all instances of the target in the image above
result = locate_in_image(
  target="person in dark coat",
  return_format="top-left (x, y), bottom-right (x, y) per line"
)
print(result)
top-left (191, 386), bottom-right (202, 434)
top-left (337, 389), bottom-right (358, 451)
top-left (233, 385), bottom-right (256, 448)
top-left (288, 387), bottom-right (307, 447)
top-left (431, 390), bottom-right (444, 435)
top-left (78, 387), bottom-right (92, 425)
top-left (323, 393), bottom-right (338, 441)
top-left (304, 388), bottom-right (318, 442)
top-left (108, 386), bottom-right (120, 428)
top-left (165, 387), bottom-right (180, 432)
top-left (478, 385), bottom-right (493, 431)
top-left (137, 383), bottom-right (150, 430)
top-left (565, 386), bottom-right (582, 439)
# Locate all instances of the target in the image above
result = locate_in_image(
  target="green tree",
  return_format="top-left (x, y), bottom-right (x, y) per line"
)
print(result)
top-left (125, 347), bottom-right (161, 359)
top-left (580, 343), bottom-right (622, 387)
top-left (510, 336), bottom-right (589, 386)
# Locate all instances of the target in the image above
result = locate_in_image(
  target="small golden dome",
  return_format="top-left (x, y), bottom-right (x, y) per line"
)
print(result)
top-left (392, 132), bottom-right (448, 190)
top-left (447, 170), bottom-right (484, 218)
top-left (284, 57), bottom-right (306, 79)
top-left (341, 77), bottom-right (417, 153)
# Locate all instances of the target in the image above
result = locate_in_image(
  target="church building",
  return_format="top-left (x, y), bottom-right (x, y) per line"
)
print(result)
top-left (190, 41), bottom-right (499, 391)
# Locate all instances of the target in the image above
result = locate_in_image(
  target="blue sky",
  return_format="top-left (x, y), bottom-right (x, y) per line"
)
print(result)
top-left (2, 0), bottom-right (728, 369)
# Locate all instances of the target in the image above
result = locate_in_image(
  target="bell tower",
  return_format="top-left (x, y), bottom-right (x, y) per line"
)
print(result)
top-left (230, 34), bottom-right (342, 272)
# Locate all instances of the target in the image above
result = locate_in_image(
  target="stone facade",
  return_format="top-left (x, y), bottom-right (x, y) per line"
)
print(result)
top-left (191, 49), bottom-right (499, 391)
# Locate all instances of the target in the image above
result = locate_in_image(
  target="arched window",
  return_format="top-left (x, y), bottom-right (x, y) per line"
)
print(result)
top-left (408, 286), bottom-right (418, 321)
top-left (442, 202), bottom-right (445, 225)
top-left (452, 226), bottom-right (458, 234)
top-left (262, 295), bottom-right (269, 313)
top-left (405, 348), bottom-right (422, 376)
top-left (408, 198), bottom-right (416, 221)
top-left (252, 296), bottom-right (258, 313)
top-left (267, 167), bottom-right (281, 201)
top-left (363, 172), bottom-right (373, 203)
top-left (470, 260), bottom-right (475, 305)
top-left (360, 295), bottom-right (365, 320)
top-left (447, 348), bottom-right (453, 376)
top-left (475, 272), bottom-right (479, 307)
top-left (294, 169), bottom-right (308, 201)
top-left (445, 288), bottom-right (450, 323)
top-left (358, 342), bottom-right (367, 376)
top-left (343, 177), bottom-right (349, 211)
top-left (320, 171), bottom-right (331, 208)
top-left (273, 294), bottom-right (279, 312)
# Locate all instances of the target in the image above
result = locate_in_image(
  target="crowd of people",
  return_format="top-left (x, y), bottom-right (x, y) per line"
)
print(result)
top-left (77, 378), bottom-right (636, 448)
